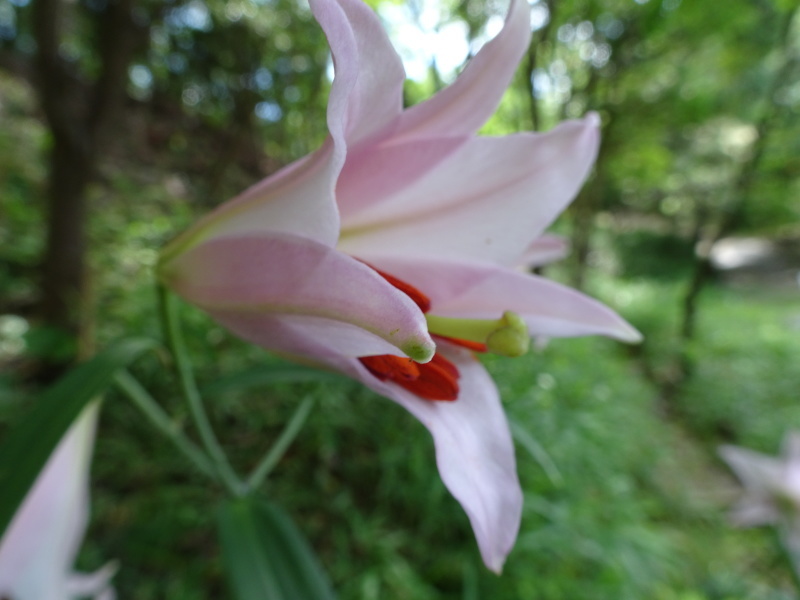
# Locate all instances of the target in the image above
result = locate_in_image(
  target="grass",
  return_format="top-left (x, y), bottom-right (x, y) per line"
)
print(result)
top-left (3, 166), bottom-right (800, 598)
top-left (60, 272), bottom-right (800, 599)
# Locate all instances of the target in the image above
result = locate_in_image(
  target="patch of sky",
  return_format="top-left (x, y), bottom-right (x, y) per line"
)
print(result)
top-left (378, 0), bottom-right (470, 82)
top-left (557, 23), bottom-right (575, 44)
top-left (275, 56), bottom-right (293, 74)
top-left (597, 14), bottom-right (624, 40)
top-left (182, 85), bottom-right (203, 107)
top-left (0, 2), bottom-right (14, 40)
top-left (129, 64), bottom-right (153, 90)
top-left (575, 21), bottom-right (594, 41)
top-left (166, 0), bottom-right (212, 32)
top-left (255, 101), bottom-right (282, 122)
top-left (167, 53), bottom-right (188, 74)
top-left (530, 2), bottom-right (550, 32)
top-left (253, 67), bottom-right (274, 90)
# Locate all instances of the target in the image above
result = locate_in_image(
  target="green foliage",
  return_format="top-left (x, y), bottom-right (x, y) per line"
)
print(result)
top-left (0, 338), bottom-right (156, 537)
top-left (2, 0), bottom-right (800, 598)
top-left (217, 497), bottom-right (336, 600)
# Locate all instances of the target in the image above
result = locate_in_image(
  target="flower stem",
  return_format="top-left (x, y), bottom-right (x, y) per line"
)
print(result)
top-left (246, 396), bottom-right (315, 491)
top-left (157, 285), bottom-right (245, 496)
top-left (775, 527), bottom-right (800, 598)
top-left (114, 370), bottom-right (217, 480)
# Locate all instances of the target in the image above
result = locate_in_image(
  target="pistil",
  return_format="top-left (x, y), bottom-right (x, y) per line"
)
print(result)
top-left (425, 311), bottom-right (530, 357)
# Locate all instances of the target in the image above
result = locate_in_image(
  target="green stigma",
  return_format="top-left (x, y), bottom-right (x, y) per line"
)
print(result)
top-left (401, 338), bottom-right (437, 363)
top-left (425, 311), bottom-right (530, 357)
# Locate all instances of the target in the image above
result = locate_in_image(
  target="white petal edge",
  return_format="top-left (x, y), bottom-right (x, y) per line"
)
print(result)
top-left (338, 117), bottom-right (600, 266)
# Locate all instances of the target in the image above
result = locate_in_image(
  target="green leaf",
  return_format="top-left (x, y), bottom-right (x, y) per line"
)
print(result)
top-left (217, 496), bottom-right (336, 600)
top-left (0, 337), bottom-right (157, 537)
top-left (201, 365), bottom-right (347, 398)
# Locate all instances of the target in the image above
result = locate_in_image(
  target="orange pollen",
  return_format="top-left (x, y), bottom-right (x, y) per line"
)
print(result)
top-left (359, 353), bottom-right (459, 401)
top-left (356, 262), bottom-right (478, 401)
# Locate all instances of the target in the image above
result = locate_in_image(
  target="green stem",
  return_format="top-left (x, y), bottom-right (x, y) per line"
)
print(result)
top-left (246, 397), bottom-right (315, 491)
top-left (775, 527), bottom-right (800, 598)
top-left (114, 370), bottom-right (217, 480)
top-left (158, 285), bottom-right (245, 496)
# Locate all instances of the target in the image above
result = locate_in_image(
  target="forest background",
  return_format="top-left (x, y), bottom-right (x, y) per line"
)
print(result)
top-left (1, 0), bottom-right (800, 597)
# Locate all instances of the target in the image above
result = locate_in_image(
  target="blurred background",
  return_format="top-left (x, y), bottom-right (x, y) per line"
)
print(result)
top-left (1, 0), bottom-right (800, 597)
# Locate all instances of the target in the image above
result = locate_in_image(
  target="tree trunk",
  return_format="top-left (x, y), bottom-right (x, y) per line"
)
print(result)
top-left (39, 137), bottom-right (93, 343)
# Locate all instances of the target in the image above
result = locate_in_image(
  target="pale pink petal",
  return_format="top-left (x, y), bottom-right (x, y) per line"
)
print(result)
top-left (160, 0), bottom-right (369, 259)
top-left (520, 234), bottom-right (571, 267)
top-left (782, 432), bottom-right (800, 495)
top-left (162, 143), bottom-right (343, 262)
top-left (0, 403), bottom-right (110, 600)
top-left (388, 0), bottom-right (531, 142)
top-left (312, 0), bottom-right (406, 146)
top-left (783, 432), bottom-right (800, 464)
top-left (363, 257), bottom-right (642, 343)
top-left (161, 233), bottom-right (435, 362)
top-left (334, 347), bottom-right (521, 572)
top-left (730, 500), bottom-right (780, 527)
top-left (719, 445), bottom-right (785, 494)
top-left (336, 136), bottom-right (467, 220)
top-left (338, 117), bottom-right (600, 265)
top-left (211, 312), bottom-right (428, 361)
top-left (65, 563), bottom-right (118, 600)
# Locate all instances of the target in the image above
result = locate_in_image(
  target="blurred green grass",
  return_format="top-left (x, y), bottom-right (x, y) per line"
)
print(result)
top-left (62, 274), bottom-right (799, 599)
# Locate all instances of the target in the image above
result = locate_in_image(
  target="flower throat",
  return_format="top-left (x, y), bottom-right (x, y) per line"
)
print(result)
top-left (358, 266), bottom-right (530, 401)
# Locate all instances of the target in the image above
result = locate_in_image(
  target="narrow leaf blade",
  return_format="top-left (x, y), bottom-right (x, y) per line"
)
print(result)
top-left (217, 496), bottom-right (336, 600)
top-left (0, 337), bottom-right (157, 536)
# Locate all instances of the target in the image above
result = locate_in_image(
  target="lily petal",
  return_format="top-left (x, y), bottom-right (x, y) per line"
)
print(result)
top-left (346, 346), bottom-right (522, 573)
top-left (719, 445), bottom-right (785, 494)
top-left (160, 0), bottom-right (370, 259)
top-left (337, 136), bottom-right (468, 221)
top-left (389, 0), bottom-right (531, 142)
top-left (161, 232), bottom-right (435, 362)
top-left (311, 0), bottom-right (406, 146)
top-left (363, 257), bottom-right (642, 343)
top-left (0, 403), bottom-right (112, 600)
top-left (729, 500), bottom-right (780, 527)
top-left (161, 136), bottom-right (343, 266)
top-left (519, 234), bottom-right (571, 267)
top-left (338, 117), bottom-right (600, 265)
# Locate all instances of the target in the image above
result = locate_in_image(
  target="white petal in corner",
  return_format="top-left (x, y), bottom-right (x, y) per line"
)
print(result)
top-left (0, 403), bottom-right (114, 600)
top-left (339, 118), bottom-right (600, 265)
top-left (718, 445), bottom-right (785, 495)
top-left (162, 232), bottom-right (435, 362)
top-left (347, 346), bottom-right (522, 573)
top-left (390, 0), bottom-right (531, 142)
top-left (363, 257), bottom-right (643, 343)
top-left (312, 0), bottom-right (406, 146)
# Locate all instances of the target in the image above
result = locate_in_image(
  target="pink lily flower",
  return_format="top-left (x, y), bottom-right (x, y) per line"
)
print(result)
top-left (0, 403), bottom-right (116, 600)
top-left (719, 433), bottom-right (800, 557)
top-left (159, 0), bottom-right (641, 572)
